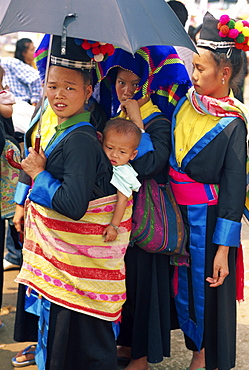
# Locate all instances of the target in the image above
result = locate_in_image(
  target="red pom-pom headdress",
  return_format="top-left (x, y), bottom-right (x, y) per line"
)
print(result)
top-left (197, 12), bottom-right (249, 54)
top-left (217, 15), bottom-right (249, 51)
top-left (75, 39), bottom-right (115, 62)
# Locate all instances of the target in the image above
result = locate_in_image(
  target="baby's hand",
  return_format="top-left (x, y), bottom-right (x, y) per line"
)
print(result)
top-left (103, 225), bottom-right (118, 242)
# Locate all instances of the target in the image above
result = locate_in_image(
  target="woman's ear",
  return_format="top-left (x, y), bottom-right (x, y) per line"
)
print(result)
top-left (86, 84), bottom-right (93, 100)
top-left (222, 66), bottom-right (231, 83)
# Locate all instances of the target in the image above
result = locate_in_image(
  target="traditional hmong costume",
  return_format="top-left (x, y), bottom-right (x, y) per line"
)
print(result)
top-left (15, 36), bottom-right (132, 370)
top-left (96, 45), bottom-right (191, 363)
top-left (169, 12), bottom-right (248, 370)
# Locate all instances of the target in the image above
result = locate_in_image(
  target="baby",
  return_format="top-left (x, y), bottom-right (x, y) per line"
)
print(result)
top-left (102, 118), bottom-right (142, 241)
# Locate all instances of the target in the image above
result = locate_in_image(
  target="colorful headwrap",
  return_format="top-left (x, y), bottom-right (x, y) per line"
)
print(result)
top-left (94, 45), bottom-right (192, 121)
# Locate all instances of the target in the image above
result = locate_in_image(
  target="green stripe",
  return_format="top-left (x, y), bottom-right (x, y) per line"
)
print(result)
top-left (34, 50), bottom-right (48, 63)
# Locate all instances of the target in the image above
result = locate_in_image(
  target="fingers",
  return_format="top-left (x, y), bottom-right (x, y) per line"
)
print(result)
top-left (13, 223), bottom-right (22, 233)
top-left (13, 220), bottom-right (24, 233)
top-left (104, 235), bottom-right (116, 242)
top-left (120, 103), bottom-right (128, 115)
top-left (39, 147), bottom-right (46, 159)
top-left (102, 229), bottom-right (117, 242)
top-left (206, 265), bottom-right (229, 287)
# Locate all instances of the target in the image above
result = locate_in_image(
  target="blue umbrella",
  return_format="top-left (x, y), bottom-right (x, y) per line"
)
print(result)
top-left (0, 0), bottom-right (196, 54)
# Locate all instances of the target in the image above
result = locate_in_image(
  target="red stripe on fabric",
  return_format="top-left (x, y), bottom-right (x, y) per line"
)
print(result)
top-left (236, 243), bottom-right (244, 302)
top-left (30, 205), bottom-right (131, 234)
top-left (24, 239), bottom-right (125, 280)
top-left (20, 281), bottom-right (121, 319)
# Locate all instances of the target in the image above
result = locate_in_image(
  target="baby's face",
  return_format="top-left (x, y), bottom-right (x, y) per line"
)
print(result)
top-left (103, 131), bottom-right (138, 166)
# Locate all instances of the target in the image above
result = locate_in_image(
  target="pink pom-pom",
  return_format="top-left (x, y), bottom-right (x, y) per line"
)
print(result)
top-left (228, 29), bottom-right (239, 38)
top-left (220, 15), bottom-right (230, 25)
top-left (219, 31), bottom-right (227, 38)
top-left (242, 20), bottom-right (249, 27)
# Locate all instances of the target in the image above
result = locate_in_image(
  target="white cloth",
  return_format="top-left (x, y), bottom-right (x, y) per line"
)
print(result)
top-left (12, 100), bottom-right (35, 133)
top-left (111, 163), bottom-right (141, 198)
top-left (0, 89), bottom-right (15, 105)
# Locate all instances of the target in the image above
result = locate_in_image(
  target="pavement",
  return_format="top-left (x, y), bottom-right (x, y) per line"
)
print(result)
top-left (1, 81), bottom-right (249, 370)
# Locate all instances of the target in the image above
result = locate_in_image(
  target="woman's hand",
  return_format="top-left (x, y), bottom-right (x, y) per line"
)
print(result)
top-left (21, 147), bottom-right (47, 179)
top-left (120, 99), bottom-right (144, 129)
top-left (206, 245), bottom-right (229, 287)
top-left (103, 225), bottom-right (118, 242)
top-left (13, 204), bottom-right (24, 233)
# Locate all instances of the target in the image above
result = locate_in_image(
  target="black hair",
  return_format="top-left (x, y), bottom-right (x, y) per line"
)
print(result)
top-left (103, 118), bottom-right (142, 149)
top-left (78, 69), bottom-right (93, 86)
top-left (210, 48), bottom-right (244, 95)
top-left (14, 38), bottom-right (33, 63)
top-left (167, 1), bottom-right (188, 26)
top-left (191, 24), bottom-right (203, 44)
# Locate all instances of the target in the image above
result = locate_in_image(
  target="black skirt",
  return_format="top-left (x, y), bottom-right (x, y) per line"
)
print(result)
top-left (46, 303), bottom-right (117, 370)
top-left (117, 244), bottom-right (177, 363)
top-left (14, 283), bottom-right (39, 342)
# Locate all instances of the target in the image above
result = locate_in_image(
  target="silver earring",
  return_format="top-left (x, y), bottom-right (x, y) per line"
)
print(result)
top-left (222, 78), bottom-right (225, 85)
top-left (85, 98), bottom-right (88, 105)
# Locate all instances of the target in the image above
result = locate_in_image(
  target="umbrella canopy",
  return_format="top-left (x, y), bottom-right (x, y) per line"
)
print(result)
top-left (0, 0), bottom-right (196, 54)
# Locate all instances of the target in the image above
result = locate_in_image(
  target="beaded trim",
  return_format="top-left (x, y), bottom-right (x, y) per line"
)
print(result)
top-left (197, 39), bottom-right (235, 50)
top-left (50, 55), bottom-right (95, 70)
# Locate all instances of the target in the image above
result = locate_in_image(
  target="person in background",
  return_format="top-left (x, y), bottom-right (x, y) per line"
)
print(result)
top-left (169, 12), bottom-right (248, 370)
top-left (0, 38), bottom-right (42, 106)
top-left (168, 0), bottom-right (194, 77)
top-left (0, 65), bottom-right (20, 329)
top-left (2, 38), bottom-right (42, 271)
top-left (0, 121), bottom-right (5, 330)
top-left (188, 23), bottom-right (203, 45)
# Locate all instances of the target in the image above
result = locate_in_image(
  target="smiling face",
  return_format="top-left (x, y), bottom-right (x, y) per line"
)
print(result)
top-left (46, 65), bottom-right (92, 124)
top-left (191, 48), bottom-right (230, 98)
top-left (115, 68), bottom-right (141, 103)
top-left (103, 129), bottom-right (138, 166)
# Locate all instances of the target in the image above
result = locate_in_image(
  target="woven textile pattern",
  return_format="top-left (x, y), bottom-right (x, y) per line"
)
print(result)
top-left (16, 195), bottom-right (133, 321)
